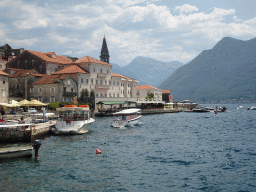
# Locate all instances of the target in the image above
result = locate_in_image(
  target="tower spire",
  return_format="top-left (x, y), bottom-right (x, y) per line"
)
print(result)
top-left (100, 36), bottom-right (110, 63)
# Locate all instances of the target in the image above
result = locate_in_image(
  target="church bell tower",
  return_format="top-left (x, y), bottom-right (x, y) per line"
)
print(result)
top-left (100, 36), bottom-right (110, 63)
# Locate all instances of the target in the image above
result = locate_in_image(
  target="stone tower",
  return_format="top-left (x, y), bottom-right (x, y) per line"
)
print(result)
top-left (100, 36), bottom-right (110, 63)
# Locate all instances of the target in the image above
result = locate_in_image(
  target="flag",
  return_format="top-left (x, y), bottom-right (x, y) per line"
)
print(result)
top-left (169, 94), bottom-right (172, 102)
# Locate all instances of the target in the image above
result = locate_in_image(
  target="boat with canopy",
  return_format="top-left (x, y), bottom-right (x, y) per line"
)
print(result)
top-left (111, 108), bottom-right (141, 128)
top-left (52, 105), bottom-right (95, 135)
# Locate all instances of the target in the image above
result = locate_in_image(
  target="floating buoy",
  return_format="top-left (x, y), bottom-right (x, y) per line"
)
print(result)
top-left (95, 148), bottom-right (101, 154)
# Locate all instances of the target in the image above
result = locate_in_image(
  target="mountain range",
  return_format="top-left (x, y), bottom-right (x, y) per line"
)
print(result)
top-left (111, 56), bottom-right (183, 87)
top-left (158, 37), bottom-right (256, 103)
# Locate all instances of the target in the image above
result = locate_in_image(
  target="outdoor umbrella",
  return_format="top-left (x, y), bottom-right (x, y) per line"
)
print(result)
top-left (25, 99), bottom-right (47, 106)
top-left (6, 100), bottom-right (20, 107)
top-left (17, 99), bottom-right (30, 106)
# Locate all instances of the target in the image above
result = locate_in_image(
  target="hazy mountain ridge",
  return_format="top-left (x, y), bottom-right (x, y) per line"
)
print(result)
top-left (158, 37), bottom-right (256, 102)
top-left (112, 56), bottom-right (184, 87)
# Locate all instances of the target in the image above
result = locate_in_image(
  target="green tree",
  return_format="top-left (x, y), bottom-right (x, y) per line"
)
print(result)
top-left (145, 93), bottom-right (154, 101)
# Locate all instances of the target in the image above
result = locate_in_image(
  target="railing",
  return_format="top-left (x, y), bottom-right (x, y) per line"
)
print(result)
top-left (95, 84), bottom-right (111, 90)
top-left (63, 91), bottom-right (77, 97)
top-left (97, 73), bottom-right (108, 78)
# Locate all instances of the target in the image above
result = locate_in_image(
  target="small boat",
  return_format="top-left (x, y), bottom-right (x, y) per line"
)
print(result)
top-left (0, 140), bottom-right (41, 160)
top-left (112, 108), bottom-right (141, 128)
top-left (52, 105), bottom-right (95, 135)
top-left (247, 106), bottom-right (256, 110)
top-left (0, 146), bottom-right (33, 159)
top-left (192, 107), bottom-right (210, 112)
top-left (236, 106), bottom-right (244, 109)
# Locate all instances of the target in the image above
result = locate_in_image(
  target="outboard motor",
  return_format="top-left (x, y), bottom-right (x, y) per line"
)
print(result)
top-left (33, 140), bottom-right (41, 157)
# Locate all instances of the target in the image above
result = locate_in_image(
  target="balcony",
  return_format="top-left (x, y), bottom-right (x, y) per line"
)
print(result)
top-left (97, 73), bottom-right (108, 78)
top-left (63, 91), bottom-right (77, 97)
top-left (95, 84), bottom-right (110, 90)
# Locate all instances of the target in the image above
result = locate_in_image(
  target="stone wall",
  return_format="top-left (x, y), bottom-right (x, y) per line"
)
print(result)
top-left (0, 126), bottom-right (31, 143)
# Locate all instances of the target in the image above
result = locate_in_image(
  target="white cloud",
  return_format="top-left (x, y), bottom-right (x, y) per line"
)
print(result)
top-left (174, 4), bottom-right (198, 14)
top-left (63, 51), bottom-right (72, 55)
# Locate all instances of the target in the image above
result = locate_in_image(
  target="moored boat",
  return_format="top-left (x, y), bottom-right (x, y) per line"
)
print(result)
top-left (247, 106), bottom-right (256, 110)
top-left (52, 105), bottom-right (95, 135)
top-left (112, 108), bottom-right (141, 128)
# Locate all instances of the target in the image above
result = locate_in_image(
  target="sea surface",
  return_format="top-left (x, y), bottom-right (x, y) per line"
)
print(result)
top-left (0, 103), bottom-right (256, 191)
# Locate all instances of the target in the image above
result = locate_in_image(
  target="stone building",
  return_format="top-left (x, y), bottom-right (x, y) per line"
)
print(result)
top-left (3, 68), bottom-right (42, 101)
top-left (32, 74), bottom-right (77, 103)
top-left (6, 51), bottom-right (72, 75)
top-left (0, 44), bottom-right (24, 70)
top-left (0, 70), bottom-right (9, 104)
top-left (133, 85), bottom-right (163, 102)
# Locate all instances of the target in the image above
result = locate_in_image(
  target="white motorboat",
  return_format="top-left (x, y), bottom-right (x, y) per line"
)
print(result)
top-left (52, 105), bottom-right (95, 135)
top-left (247, 106), bottom-right (256, 110)
top-left (112, 108), bottom-right (141, 128)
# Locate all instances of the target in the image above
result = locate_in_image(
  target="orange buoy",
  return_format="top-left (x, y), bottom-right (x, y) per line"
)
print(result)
top-left (95, 148), bottom-right (101, 154)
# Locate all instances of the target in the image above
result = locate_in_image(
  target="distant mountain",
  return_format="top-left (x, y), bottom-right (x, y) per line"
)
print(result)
top-left (158, 37), bottom-right (256, 102)
top-left (112, 56), bottom-right (183, 87)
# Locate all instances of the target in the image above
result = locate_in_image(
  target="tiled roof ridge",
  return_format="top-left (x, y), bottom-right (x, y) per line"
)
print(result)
top-left (134, 85), bottom-right (159, 90)
top-left (75, 56), bottom-right (112, 66)
top-left (111, 72), bottom-right (135, 81)
top-left (52, 64), bottom-right (89, 75)
top-left (0, 69), bottom-right (9, 76)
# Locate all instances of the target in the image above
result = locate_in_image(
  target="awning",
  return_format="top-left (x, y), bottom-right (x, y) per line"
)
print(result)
top-left (97, 101), bottom-right (126, 105)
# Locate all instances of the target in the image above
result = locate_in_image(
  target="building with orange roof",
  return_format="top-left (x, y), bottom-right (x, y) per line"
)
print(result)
top-left (3, 68), bottom-right (42, 100)
top-left (6, 50), bottom-right (73, 75)
top-left (32, 74), bottom-right (77, 103)
top-left (133, 85), bottom-right (163, 102)
top-left (0, 70), bottom-right (9, 103)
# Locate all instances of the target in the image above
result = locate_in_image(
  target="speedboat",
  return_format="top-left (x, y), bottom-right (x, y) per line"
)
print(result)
top-left (112, 108), bottom-right (141, 128)
top-left (52, 105), bottom-right (95, 135)
top-left (247, 106), bottom-right (256, 110)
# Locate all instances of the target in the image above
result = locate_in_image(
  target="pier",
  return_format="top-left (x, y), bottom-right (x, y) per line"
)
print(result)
top-left (0, 121), bottom-right (56, 143)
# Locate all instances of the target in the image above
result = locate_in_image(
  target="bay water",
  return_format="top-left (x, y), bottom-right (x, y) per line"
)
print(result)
top-left (0, 104), bottom-right (256, 191)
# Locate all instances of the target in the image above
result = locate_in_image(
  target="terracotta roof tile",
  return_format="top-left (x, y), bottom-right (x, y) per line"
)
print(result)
top-left (75, 56), bottom-right (111, 66)
top-left (111, 73), bottom-right (135, 81)
top-left (52, 65), bottom-right (89, 75)
top-left (0, 70), bottom-right (9, 76)
top-left (27, 50), bottom-right (72, 64)
top-left (11, 69), bottom-right (38, 77)
top-left (33, 74), bottom-right (69, 85)
top-left (134, 85), bottom-right (160, 90)
top-left (162, 90), bottom-right (170, 94)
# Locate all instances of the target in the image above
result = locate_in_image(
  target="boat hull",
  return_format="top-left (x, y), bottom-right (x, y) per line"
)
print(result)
top-left (53, 118), bottom-right (95, 135)
top-left (112, 115), bottom-right (141, 128)
top-left (0, 147), bottom-right (33, 159)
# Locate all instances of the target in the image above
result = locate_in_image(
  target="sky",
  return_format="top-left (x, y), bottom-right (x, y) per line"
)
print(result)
top-left (0, 0), bottom-right (256, 66)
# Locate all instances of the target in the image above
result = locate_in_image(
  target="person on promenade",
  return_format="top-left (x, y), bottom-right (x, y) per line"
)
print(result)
top-left (20, 117), bottom-right (25, 130)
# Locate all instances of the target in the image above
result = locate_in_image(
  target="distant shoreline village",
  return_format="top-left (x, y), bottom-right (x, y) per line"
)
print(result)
top-left (0, 37), bottom-right (173, 112)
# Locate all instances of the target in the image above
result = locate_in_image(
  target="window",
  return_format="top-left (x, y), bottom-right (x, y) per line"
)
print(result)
top-left (32, 59), bottom-right (35, 63)
top-left (113, 94), bottom-right (115, 97)
top-left (109, 93), bottom-right (111, 97)
top-left (117, 94), bottom-right (119, 97)
top-left (117, 81), bottom-right (119, 85)
top-left (137, 91), bottom-right (140, 96)
top-left (63, 97), bottom-right (66, 102)
top-left (9, 85), bottom-right (12, 89)
top-left (96, 93), bottom-right (98, 97)
top-left (101, 94), bottom-right (103, 97)
top-left (105, 94), bottom-right (107, 97)
top-left (2, 90), bottom-right (5, 97)
top-left (86, 79), bottom-right (88, 83)
top-left (71, 88), bottom-right (73, 92)
top-left (113, 81), bottom-right (115, 85)
top-left (50, 96), bottom-right (55, 102)
top-left (100, 79), bottom-right (102, 85)
top-left (105, 81), bottom-right (107, 85)
top-left (100, 68), bottom-right (102, 73)
top-left (109, 81), bottom-right (111, 85)
top-left (38, 88), bottom-right (42, 93)
top-left (3, 80), bottom-right (5, 84)
top-left (107, 70), bottom-right (109, 73)
top-left (93, 68), bottom-right (95, 72)
top-left (17, 84), bottom-right (19, 89)
top-left (51, 88), bottom-right (55, 92)
top-left (68, 79), bottom-right (70, 85)
top-left (91, 79), bottom-right (93, 84)
top-left (81, 79), bottom-right (83, 83)
top-left (96, 80), bottom-right (98, 84)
